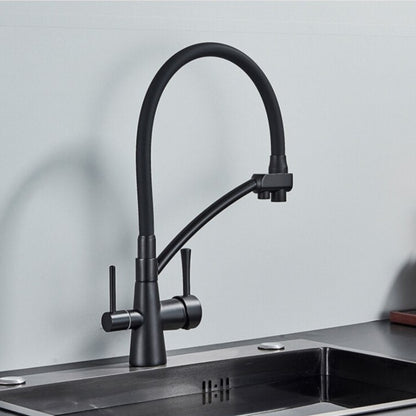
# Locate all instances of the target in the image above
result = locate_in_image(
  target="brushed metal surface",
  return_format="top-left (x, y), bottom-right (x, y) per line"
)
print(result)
top-left (2, 339), bottom-right (416, 416)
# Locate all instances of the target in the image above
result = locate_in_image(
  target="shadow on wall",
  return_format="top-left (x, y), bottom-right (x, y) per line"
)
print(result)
top-left (91, 41), bottom-right (232, 229)
top-left (0, 141), bottom-right (132, 261)
top-left (0, 142), bottom-right (133, 364)
top-left (91, 39), bottom-right (258, 271)
top-left (381, 257), bottom-right (416, 317)
top-left (0, 41), bottom-right (262, 368)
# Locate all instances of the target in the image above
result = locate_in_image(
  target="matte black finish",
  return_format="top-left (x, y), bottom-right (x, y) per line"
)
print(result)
top-left (157, 173), bottom-right (292, 273)
top-left (101, 42), bottom-right (292, 367)
top-left (136, 42), bottom-right (287, 236)
top-left (109, 265), bottom-right (116, 313)
top-left (181, 248), bottom-right (191, 296)
top-left (159, 299), bottom-right (187, 330)
top-left (101, 310), bottom-right (143, 332)
top-left (130, 281), bottom-right (167, 366)
top-left (102, 266), bottom-right (144, 332)
top-left (157, 179), bottom-right (257, 273)
top-left (173, 295), bottom-right (203, 330)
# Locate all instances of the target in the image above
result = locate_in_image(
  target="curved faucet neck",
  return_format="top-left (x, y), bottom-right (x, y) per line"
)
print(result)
top-left (101, 43), bottom-right (292, 367)
top-left (136, 42), bottom-right (287, 241)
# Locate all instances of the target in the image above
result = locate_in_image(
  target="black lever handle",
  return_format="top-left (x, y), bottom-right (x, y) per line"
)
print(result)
top-left (102, 264), bottom-right (144, 332)
top-left (109, 265), bottom-right (116, 313)
top-left (181, 248), bottom-right (191, 296)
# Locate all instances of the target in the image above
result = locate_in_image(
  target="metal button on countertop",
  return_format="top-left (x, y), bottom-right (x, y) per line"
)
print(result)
top-left (257, 342), bottom-right (285, 351)
top-left (0, 377), bottom-right (26, 386)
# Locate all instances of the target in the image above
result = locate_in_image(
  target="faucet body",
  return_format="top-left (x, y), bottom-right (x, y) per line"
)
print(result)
top-left (101, 43), bottom-right (292, 367)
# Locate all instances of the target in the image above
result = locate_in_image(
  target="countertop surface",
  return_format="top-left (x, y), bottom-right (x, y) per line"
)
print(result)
top-left (2, 319), bottom-right (416, 416)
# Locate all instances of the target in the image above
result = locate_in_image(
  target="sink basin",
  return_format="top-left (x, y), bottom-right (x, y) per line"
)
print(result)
top-left (1, 340), bottom-right (416, 416)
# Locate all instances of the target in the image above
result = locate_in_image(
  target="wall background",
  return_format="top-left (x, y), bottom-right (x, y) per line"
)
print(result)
top-left (1, 1), bottom-right (416, 371)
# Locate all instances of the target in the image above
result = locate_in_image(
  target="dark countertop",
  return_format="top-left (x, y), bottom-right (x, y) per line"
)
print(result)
top-left (172, 319), bottom-right (416, 362)
top-left (1, 319), bottom-right (416, 415)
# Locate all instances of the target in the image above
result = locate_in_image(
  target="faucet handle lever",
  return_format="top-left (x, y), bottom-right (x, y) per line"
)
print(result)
top-left (160, 248), bottom-right (202, 331)
top-left (109, 265), bottom-right (116, 313)
top-left (102, 265), bottom-right (144, 332)
top-left (181, 248), bottom-right (191, 296)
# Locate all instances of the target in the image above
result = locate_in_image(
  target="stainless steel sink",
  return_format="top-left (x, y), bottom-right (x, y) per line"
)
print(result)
top-left (1, 340), bottom-right (416, 416)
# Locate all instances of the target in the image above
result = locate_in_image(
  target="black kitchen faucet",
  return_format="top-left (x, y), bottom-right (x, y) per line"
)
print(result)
top-left (101, 42), bottom-right (293, 367)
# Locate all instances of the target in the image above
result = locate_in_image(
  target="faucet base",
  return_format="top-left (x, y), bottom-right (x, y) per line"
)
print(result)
top-left (130, 281), bottom-right (167, 367)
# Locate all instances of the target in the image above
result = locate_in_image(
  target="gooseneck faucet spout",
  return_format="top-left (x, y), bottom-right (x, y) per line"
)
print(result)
top-left (101, 42), bottom-right (293, 367)
top-left (137, 42), bottom-right (286, 237)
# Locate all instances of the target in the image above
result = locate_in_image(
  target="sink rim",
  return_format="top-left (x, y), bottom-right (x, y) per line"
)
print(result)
top-left (2, 339), bottom-right (416, 416)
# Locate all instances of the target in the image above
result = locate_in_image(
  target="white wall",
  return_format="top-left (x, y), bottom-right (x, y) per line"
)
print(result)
top-left (1, 1), bottom-right (416, 371)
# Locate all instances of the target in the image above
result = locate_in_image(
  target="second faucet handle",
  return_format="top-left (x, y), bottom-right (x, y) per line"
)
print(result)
top-left (109, 265), bottom-right (116, 313)
top-left (160, 248), bottom-right (202, 331)
top-left (181, 248), bottom-right (191, 297)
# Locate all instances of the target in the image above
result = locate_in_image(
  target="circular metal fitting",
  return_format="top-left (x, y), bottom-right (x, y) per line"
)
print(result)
top-left (258, 342), bottom-right (285, 351)
top-left (0, 376), bottom-right (26, 386)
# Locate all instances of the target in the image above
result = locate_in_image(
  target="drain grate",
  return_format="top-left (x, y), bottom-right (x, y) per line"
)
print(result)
top-left (201, 377), bottom-right (230, 404)
top-left (202, 377), bottom-right (230, 393)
